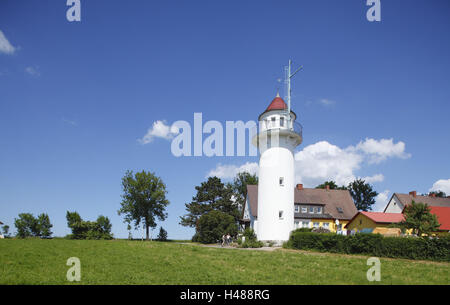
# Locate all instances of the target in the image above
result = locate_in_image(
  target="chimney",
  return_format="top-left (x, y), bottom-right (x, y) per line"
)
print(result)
top-left (326, 185), bottom-right (330, 191)
top-left (296, 184), bottom-right (303, 190)
top-left (409, 191), bottom-right (417, 198)
top-left (430, 193), bottom-right (436, 197)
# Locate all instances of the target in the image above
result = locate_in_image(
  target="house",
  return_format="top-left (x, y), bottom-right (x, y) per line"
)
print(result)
top-left (345, 212), bottom-right (404, 236)
top-left (383, 191), bottom-right (450, 213)
top-left (241, 184), bottom-right (358, 234)
top-left (345, 193), bottom-right (450, 235)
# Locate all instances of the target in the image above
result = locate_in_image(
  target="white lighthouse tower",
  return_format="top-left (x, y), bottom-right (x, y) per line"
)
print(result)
top-left (253, 60), bottom-right (303, 243)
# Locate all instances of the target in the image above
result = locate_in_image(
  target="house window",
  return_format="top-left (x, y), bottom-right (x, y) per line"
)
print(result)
top-left (309, 207), bottom-right (314, 214)
top-left (317, 207), bottom-right (322, 214)
top-left (294, 205), bottom-right (299, 213)
top-left (280, 117), bottom-right (284, 127)
top-left (302, 221), bottom-right (309, 228)
top-left (279, 177), bottom-right (284, 186)
top-left (323, 223), bottom-right (329, 229)
top-left (313, 222), bottom-right (320, 228)
top-left (294, 221), bottom-right (299, 229)
top-left (301, 206), bottom-right (307, 213)
top-left (279, 210), bottom-right (284, 220)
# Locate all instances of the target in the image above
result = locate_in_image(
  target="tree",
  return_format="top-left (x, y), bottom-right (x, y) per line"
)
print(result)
top-left (316, 181), bottom-right (347, 190)
top-left (397, 201), bottom-right (440, 236)
top-left (14, 213), bottom-right (38, 238)
top-left (180, 176), bottom-right (239, 228)
top-left (428, 190), bottom-right (446, 198)
top-left (231, 171), bottom-right (258, 214)
top-left (347, 179), bottom-right (378, 211)
top-left (2, 225), bottom-right (10, 238)
top-left (157, 227), bottom-right (168, 241)
top-left (66, 211), bottom-right (113, 240)
top-left (37, 213), bottom-right (53, 238)
top-left (96, 215), bottom-right (112, 235)
top-left (118, 170), bottom-right (169, 241)
top-left (193, 210), bottom-right (238, 244)
top-left (14, 213), bottom-right (53, 238)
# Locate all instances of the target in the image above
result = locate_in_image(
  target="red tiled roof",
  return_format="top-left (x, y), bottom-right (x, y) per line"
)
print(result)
top-left (430, 206), bottom-right (450, 231)
top-left (360, 211), bottom-right (405, 223)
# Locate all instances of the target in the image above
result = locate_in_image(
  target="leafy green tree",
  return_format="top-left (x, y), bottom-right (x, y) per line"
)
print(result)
top-left (193, 210), bottom-right (238, 244)
top-left (397, 201), bottom-right (440, 236)
top-left (347, 179), bottom-right (378, 211)
top-left (66, 211), bottom-right (113, 240)
top-left (316, 181), bottom-right (347, 190)
top-left (157, 227), bottom-right (168, 241)
top-left (180, 176), bottom-right (239, 229)
top-left (2, 225), bottom-right (10, 237)
top-left (231, 171), bottom-right (258, 214)
top-left (37, 213), bottom-right (53, 238)
top-left (428, 190), bottom-right (446, 198)
top-left (118, 170), bottom-right (169, 241)
top-left (96, 215), bottom-right (112, 235)
top-left (14, 213), bottom-right (38, 238)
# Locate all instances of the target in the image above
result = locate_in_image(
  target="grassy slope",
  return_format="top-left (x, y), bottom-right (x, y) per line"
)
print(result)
top-left (0, 239), bottom-right (448, 284)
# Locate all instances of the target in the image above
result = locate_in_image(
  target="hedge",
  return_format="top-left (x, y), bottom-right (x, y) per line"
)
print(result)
top-left (285, 232), bottom-right (450, 261)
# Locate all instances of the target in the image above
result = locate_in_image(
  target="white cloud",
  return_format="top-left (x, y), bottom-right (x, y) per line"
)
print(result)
top-left (361, 174), bottom-right (384, 184)
top-left (0, 30), bottom-right (16, 55)
top-left (207, 162), bottom-right (258, 179)
top-left (429, 179), bottom-right (450, 195)
top-left (294, 141), bottom-right (362, 186)
top-left (373, 190), bottom-right (390, 212)
top-left (318, 98), bottom-right (336, 106)
top-left (208, 138), bottom-right (410, 186)
top-left (138, 120), bottom-right (179, 144)
top-left (354, 138), bottom-right (411, 164)
top-left (62, 118), bottom-right (77, 126)
top-left (25, 66), bottom-right (40, 76)
top-left (306, 98), bottom-right (336, 107)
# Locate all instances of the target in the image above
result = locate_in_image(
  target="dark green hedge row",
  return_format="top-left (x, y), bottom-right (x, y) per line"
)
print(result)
top-left (285, 232), bottom-right (450, 261)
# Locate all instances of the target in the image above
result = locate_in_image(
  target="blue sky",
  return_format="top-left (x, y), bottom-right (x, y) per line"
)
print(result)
top-left (1, 0), bottom-right (450, 239)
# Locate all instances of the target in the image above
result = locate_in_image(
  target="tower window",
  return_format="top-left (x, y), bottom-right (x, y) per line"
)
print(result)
top-left (280, 117), bottom-right (284, 127)
top-left (279, 177), bottom-right (284, 186)
top-left (279, 210), bottom-right (284, 220)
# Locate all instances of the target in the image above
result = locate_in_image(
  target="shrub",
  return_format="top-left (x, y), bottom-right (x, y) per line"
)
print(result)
top-left (237, 228), bottom-right (263, 248)
top-left (286, 232), bottom-right (450, 261)
top-left (66, 211), bottom-right (113, 240)
top-left (195, 210), bottom-right (238, 244)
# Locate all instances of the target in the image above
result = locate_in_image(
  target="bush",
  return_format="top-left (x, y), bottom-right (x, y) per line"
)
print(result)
top-left (195, 210), bottom-right (238, 244)
top-left (66, 211), bottom-right (113, 240)
top-left (237, 228), bottom-right (263, 248)
top-left (286, 232), bottom-right (450, 261)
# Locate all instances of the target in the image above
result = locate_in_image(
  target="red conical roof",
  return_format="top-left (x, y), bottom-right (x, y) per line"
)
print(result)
top-left (265, 93), bottom-right (287, 111)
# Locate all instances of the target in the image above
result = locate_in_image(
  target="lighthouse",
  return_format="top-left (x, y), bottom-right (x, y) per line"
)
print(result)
top-left (253, 60), bottom-right (303, 243)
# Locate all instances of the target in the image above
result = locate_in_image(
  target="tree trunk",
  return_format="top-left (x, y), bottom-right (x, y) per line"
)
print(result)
top-left (146, 224), bottom-right (149, 241)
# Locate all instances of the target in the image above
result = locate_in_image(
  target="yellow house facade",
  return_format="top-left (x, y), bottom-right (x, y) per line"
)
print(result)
top-left (345, 211), bottom-right (405, 235)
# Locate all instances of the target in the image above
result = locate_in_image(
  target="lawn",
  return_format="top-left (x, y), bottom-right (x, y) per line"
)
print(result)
top-left (0, 239), bottom-right (448, 284)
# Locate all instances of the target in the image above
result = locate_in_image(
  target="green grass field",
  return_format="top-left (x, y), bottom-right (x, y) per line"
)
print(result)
top-left (0, 239), bottom-right (448, 284)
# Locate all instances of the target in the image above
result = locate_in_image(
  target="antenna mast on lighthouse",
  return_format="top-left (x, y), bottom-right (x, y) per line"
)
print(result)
top-left (285, 59), bottom-right (303, 124)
